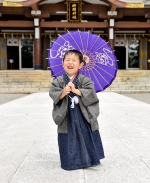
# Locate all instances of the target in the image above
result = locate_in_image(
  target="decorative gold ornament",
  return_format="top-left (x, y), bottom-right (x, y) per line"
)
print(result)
top-left (3, 1), bottom-right (22, 7)
top-left (126, 2), bottom-right (144, 8)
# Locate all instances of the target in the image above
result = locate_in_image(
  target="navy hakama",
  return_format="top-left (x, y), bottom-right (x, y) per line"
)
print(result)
top-left (58, 100), bottom-right (105, 170)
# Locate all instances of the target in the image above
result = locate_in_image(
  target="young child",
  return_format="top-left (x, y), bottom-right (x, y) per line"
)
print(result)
top-left (49, 49), bottom-right (105, 170)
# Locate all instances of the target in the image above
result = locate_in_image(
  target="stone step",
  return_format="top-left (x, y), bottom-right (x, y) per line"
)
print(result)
top-left (0, 85), bottom-right (50, 88)
top-left (1, 88), bottom-right (148, 94)
top-left (0, 70), bottom-right (150, 93)
top-left (0, 87), bottom-right (49, 94)
top-left (109, 85), bottom-right (150, 89)
top-left (104, 89), bottom-right (150, 94)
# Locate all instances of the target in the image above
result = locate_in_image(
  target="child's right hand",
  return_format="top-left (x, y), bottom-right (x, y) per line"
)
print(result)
top-left (63, 85), bottom-right (71, 96)
top-left (60, 85), bottom-right (71, 100)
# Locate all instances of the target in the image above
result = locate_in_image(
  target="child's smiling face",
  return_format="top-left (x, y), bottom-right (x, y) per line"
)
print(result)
top-left (62, 53), bottom-right (83, 76)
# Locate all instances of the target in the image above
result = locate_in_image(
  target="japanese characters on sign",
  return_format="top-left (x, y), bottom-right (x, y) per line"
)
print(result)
top-left (3, 1), bottom-right (22, 7)
top-left (67, 0), bottom-right (82, 23)
top-left (126, 2), bottom-right (144, 8)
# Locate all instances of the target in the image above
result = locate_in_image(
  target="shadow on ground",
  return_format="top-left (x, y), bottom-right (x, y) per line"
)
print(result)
top-left (0, 94), bottom-right (29, 105)
top-left (121, 93), bottom-right (150, 105)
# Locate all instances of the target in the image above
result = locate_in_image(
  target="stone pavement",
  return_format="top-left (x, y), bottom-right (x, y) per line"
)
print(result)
top-left (0, 92), bottom-right (150, 183)
top-left (122, 93), bottom-right (150, 105)
top-left (0, 94), bottom-right (28, 105)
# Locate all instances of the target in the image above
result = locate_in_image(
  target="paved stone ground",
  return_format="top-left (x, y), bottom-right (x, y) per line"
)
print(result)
top-left (0, 93), bottom-right (150, 105)
top-left (122, 93), bottom-right (150, 105)
top-left (0, 94), bottom-right (28, 105)
top-left (0, 92), bottom-right (150, 183)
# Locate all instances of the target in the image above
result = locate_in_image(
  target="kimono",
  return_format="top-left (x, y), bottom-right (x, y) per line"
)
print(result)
top-left (49, 73), bottom-right (105, 170)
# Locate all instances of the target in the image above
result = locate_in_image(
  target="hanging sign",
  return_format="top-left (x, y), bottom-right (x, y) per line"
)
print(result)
top-left (7, 38), bottom-right (19, 46)
top-left (126, 3), bottom-right (144, 8)
top-left (114, 38), bottom-right (126, 47)
top-left (67, 0), bottom-right (82, 23)
top-left (3, 1), bottom-right (22, 7)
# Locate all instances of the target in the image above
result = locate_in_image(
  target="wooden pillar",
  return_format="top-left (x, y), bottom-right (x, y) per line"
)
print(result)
top-left (148, 39), bottom-right (150, 70)
top-left (109, 39), bottom-right (114, 50)
top-left (108, 19), bottom-right (114, 50)
top-left (42, 37), bottom-right (50, 70)
top-left (34, 18), bottom-right (42, 69)
top-left (34, 37), bottom-right (42, 69)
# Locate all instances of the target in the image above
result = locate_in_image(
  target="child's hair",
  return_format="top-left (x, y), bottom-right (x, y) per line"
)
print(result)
top-left (63, 50), bottom-right (83, 63)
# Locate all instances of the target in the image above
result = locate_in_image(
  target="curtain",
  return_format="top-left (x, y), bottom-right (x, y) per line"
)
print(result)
top-left (0, 38), bottom-right (7, 70)
top-left (139, 38), bottom-right (147, 70)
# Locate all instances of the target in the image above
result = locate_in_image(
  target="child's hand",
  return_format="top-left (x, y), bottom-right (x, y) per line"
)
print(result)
top-left (67, 82), bottom-right (76, 93)
top-left (63, 85), bottom-right (71, 96)
top-left (67, 82), bottom-right (82, 96)
top-left (60, 85), bottom-right (71, 99)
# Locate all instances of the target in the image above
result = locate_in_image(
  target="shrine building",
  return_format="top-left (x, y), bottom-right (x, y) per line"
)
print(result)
top-left (0, 0), bottom-right (150, 70)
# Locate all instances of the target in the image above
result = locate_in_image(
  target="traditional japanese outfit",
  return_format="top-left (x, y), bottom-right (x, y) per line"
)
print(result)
top-left (49, 73), bottom-right (105, 170)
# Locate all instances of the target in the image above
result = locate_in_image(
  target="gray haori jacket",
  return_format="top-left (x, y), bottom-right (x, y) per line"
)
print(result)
top-left (49, 74), bottom-right (100, 134)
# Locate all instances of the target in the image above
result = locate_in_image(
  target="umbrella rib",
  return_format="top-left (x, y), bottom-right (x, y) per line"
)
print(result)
top-left (87, 68), bottom-right (92, 79)
top-left (49, 58), bottom-right (62, 60)
top-left (95, 64), bottom-right (115, 78)
top-left (67, 31), bottom-right (81, 51)
top-left (96, 63), bottom-right (118, 70)
top-left (49, 63), bottom-right (62, 68)
top-left (53, 69), bottom-right (64, 77)
top-left (78, 30), bottom-right (84, 52)
top-left (85, 68), bottom-right (91, 79)
top-left (93, 67), bottom-right (111, 85)
top-left (50, 49), bottom-right (58, 53)
top-left (91, 41), bottom-right (109, 54)
top-left (90, 69), bottom-right (103, 91)
top-left (86, 32), bottom-right (90, 53)
top-left (53, 41), bottom-right (66, 48)
top-left (58, 34), bottom-right (76, 50)
top-left (88, 36), bottom-right (100, 52)
top-left (82, 66), bottom-right (91, 79)
top-left (93, 48), bottom-right (119, 62)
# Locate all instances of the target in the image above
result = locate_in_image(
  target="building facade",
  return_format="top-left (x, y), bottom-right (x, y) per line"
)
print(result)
top-left (0, 0), bottom-right (150, 70)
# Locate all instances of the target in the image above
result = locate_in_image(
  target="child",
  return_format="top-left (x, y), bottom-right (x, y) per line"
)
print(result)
top-left (49, 49), bottom-right (105, 170)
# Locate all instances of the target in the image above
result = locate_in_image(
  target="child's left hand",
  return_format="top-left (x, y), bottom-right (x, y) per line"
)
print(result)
top-left (67, 82), bottom-right (82, 96)
top-left (67, 82), bottom-right (76, 93)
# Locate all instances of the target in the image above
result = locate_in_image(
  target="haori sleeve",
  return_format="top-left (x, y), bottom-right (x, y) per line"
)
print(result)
top-left (49, 78), bottom-right (63, 105)
top-left (79, 77), bottom-right (99, 107)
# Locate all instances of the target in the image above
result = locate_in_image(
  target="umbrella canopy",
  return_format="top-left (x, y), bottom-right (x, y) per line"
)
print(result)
top-left (48, 30), bottom-right (118, 92)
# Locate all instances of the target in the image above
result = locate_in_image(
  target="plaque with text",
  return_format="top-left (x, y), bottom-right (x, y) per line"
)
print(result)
top-left (67, 0), bottom-right (82, 23)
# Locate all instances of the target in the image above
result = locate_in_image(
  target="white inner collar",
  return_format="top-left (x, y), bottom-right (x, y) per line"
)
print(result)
top-left (66, 73), bottom-right (74, 80)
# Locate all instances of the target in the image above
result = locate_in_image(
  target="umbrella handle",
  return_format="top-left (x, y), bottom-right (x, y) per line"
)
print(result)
top-left (71, 71), bottom-right (79, 82)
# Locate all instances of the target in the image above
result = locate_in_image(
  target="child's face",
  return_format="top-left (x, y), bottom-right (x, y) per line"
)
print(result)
top-left (62, 53), bottom-right (83, 76)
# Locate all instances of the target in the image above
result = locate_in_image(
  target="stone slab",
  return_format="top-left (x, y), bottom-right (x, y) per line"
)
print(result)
top-left (0, 92), bottom-right (150, 183)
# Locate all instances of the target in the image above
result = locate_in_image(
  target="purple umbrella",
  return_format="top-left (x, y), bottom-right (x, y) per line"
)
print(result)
top-left (48, 30), bottom-right (118, 92)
